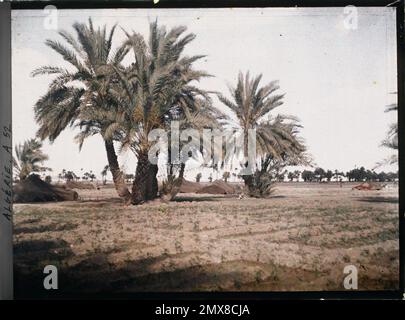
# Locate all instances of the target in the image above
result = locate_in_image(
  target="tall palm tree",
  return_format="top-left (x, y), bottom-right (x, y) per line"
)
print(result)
top-left (104, 21), bottom-right (216, 204)
top-left (217, 72), bottom-right (308, 193)
top-left (31, 18), bottom-right (131, 201)
top-left (13, 139), bottom-right (50, 181)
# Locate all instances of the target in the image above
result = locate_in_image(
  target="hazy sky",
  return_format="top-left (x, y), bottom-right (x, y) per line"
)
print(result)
top-left (12, 7), bottom-right (398, 181)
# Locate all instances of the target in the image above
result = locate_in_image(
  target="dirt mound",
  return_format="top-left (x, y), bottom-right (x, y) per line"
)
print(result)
top-left (352, 182), bottom-right (385, 191)
top-left (14, 174), bottom-right (78, 203)
top-left (65, 181), bottom-right (96, 190)
top-left (197, 180), bottom-right (236, 195)
top-left (179, 179), bottom-right (201, 193)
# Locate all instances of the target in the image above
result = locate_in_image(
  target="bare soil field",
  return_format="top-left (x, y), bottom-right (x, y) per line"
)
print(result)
top-left (13, 182), bottom-right (399, 298)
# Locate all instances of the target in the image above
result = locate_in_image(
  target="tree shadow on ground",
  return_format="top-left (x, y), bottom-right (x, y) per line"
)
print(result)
top-left (74, 197), bottom-right (124, 206)
top-left (14, 223), bottom-right (78, 235)
top-left (267, 195), bottom-right (286, 199)
top-left (14, 238), bottom-right (398, 299)
top-left (14, 239), bottom-right (74, 299)
top-left (355, 197), bottom-right (398, 204)
top-left (173, 195), bottom-right (224, 202)
top-left (13, 238), bottom-right (253, 299)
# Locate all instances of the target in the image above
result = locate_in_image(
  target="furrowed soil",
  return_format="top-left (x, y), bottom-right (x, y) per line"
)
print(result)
top-left (13, 182), bottom-right (399, 298)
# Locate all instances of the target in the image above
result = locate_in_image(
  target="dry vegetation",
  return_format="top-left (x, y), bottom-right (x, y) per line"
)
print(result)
top-left (13, 183), bottom-right (399, 298)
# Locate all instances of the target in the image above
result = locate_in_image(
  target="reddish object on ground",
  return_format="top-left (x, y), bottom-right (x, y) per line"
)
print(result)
top-left (352, 182), bottom-right (384, 191)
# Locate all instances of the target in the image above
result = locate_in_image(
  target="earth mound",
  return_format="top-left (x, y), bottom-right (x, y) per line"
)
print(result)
top-left (14, 174), bottom-right (78, 203)
top-left (196, 180), bottom-right (236, 195)
top-left (179, 179), bottom-right (202, 193)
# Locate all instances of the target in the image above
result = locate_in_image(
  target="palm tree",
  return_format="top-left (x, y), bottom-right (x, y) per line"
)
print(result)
top-left (89, 171), bottom-right (96, 182)
top-left (13, 139), bottom-right (50, 181)
top-left (379, 103), bottom-right (398, 166)
top-left (293, 170), bottom-right (301, 182)
top-left (64, 170), bottom-right (76, 182)
top-left (217, 72), bottom-right (307, 195)
top-left (105, 21), bottom-right (216, 204)
top-left (325, 169), bottom-right (333, 182)
top-left (223, 171), bottom-right (230, 183)
top-left (31, 18), bottom-right (131, 201)
top-left (164, 109), bottom-right (221, 200)
top-left (101, 165), bottom-right (109, 185)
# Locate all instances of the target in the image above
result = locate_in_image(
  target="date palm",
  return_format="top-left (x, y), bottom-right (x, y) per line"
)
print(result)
top-left (376, 103), bottom-right (398, 168)
top-left (103, 21), bottom-right (217, 204)
top-left (32, 18), bottom-right (131, 200)
top-left (217, 72), bottom-right (307, 193)
top-left (162, 105), bottom-right (221, 201)
top-left (382, 104), bottom-right (398, 150)
top-left (13, 139), bottom-right (50, 181)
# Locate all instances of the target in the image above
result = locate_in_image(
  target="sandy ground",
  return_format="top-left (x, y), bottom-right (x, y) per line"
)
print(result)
top-left (13, 182), bottom-right (399, 297)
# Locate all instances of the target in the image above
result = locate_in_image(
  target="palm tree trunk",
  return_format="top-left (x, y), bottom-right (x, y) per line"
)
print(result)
top-left (242, 129), bottom-right (253, 189)
top-left (243, 174), bottom-right (254, 189)
top-left (147, 163), bottom-right (159, 200)
top-left (131, 149), bottom-right (158, 204)
top-left (171, 162), bottom-right (185, 199)
top-left (104, 140), bottom-right (131, 202)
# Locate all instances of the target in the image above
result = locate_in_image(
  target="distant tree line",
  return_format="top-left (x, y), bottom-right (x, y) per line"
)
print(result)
top-left (292, 167), bottom-right (397, 183)
top-left (192, 165), bottom-right (397, 184)
top-left (344, 167), bottom-right (397, 182)
top-left (58, 169), bottom-right (96, 182)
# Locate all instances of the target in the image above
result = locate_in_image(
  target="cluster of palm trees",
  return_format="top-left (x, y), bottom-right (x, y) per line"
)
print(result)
top-left (57, 169), bottom-right (96, 182)
top-left (13, 139), bottom-right (50, 181)
top-left (31, 18), bottom-right (307, 204)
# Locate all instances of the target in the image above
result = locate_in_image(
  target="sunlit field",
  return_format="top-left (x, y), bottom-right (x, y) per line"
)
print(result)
top-left (13, 182), bottom-right (399, 298)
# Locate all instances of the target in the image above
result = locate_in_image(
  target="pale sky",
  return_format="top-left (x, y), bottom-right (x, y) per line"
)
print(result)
top-left (11, 7), bottom-right (398, 181)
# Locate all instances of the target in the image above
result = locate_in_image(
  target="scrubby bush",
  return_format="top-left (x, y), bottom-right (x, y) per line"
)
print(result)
top-left (244, 170), bottom-right (275, 198)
